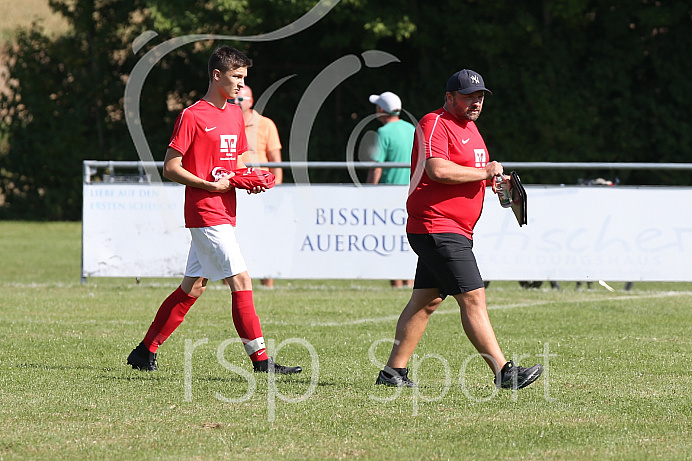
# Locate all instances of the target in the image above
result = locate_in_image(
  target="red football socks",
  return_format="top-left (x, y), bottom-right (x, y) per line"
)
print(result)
top-left (143, 286), bottom-right (197, 353)
top-left (231, 290), bottom-right (267, 362)
top-left (141, 287), bottom-right (267, 361)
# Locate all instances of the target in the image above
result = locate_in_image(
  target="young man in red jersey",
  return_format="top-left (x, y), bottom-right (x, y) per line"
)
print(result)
top-left (127, 46), bottom-right (301, 374)
top-left (375, 69), bottom-right (542, 390)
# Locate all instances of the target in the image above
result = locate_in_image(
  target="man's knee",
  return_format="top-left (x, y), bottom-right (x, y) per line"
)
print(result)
top-left (182, 276), bottom-right (207, 297)
top-left (226, 271), bottom-right (253, 291)
top-left (454, 287), bottom-right (486, 309)
top-left (423, 297), bottom-right (443, 315)
top-left (419, 295), bottom-right (443, 315)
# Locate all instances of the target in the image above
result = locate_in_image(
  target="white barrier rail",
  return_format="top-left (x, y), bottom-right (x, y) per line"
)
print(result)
top-left (82, 163), bottom-right (692, 282)
top-left (83, 161), bottom-right (692, 183)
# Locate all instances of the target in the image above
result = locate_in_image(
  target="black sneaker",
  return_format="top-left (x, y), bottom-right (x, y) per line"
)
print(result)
top-left (253, 357), bottom-right (302, 374)
top-left (375, 367), bottom-right (417, 387)
top-left (496, 360), bottom-right (542, 390)
top-left (127, 342), bottom-right (157, 371)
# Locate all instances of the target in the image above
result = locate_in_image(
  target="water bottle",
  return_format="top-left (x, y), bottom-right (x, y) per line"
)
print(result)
top-left (494, 175), bottom-right (512, 208)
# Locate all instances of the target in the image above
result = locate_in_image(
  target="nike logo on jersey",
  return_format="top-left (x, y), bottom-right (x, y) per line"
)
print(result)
top-left (462, 138), bottom-right (470, 144)
top-left (205, 126), bottom-right (217, 132)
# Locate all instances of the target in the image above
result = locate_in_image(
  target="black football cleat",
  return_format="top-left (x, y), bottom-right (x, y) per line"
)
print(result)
top-left (375, 367), bottom-right (417, 387)
top-left (253, 357), bottom-right (302, 374)
top-left (127, 342), bottom-right (157, 371)
top-left (495, 360), bottom-right (543, 390)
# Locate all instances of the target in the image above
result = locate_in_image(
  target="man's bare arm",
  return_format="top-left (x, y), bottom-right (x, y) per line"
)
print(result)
top-left (162, 147), bottom-right (231, 193)
top-left (425, 157), bottom-right (503, 184)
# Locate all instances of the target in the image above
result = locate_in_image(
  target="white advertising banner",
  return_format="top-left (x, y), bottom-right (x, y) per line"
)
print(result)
top-left (473, 186), bottom-right (692, 282)
top-left (235, 185), bottom-right (416, 279)
top-left (82, 184), bottom-right (190, 277)
top-left (82, 184), bottom-right (692, 281)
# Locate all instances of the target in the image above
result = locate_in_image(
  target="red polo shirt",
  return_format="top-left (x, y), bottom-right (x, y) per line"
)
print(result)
top-left (406, 108), bottom-right (489, 239)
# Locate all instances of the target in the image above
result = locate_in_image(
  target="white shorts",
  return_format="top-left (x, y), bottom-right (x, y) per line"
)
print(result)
top-left (185, 224), bottom-right (248, 282)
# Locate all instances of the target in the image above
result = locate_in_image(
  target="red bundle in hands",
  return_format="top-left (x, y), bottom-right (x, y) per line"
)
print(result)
top-left (211, 167), bottom-right (276, 190)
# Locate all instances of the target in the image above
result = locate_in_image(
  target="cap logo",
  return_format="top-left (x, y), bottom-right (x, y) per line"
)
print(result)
top-left (470, 75), bottom-right (480, 85)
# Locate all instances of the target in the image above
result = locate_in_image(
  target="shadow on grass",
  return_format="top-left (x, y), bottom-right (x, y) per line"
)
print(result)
top-left (100, 369), bottom-right (337, 386)
top-left (15, 362), bottom-right (169, 381)
top-left (106, 372), bottom-right (168, 381)
top-left (187, 374), bottom-right (337, 387)
top-left (17, 362), bottom-right (100, 371)
top-left (16, 362), bottom-right (337, 386)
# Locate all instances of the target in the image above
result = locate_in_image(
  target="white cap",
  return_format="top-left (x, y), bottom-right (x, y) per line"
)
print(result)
top-left (369, 91), bottom-right (402, 115)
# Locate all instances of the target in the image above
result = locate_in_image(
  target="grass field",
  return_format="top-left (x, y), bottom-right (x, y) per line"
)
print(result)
top-left (1, 221), bottom-right (691, 460)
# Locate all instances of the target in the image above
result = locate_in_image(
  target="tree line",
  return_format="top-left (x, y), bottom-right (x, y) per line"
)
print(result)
top-left (1, 0), bottom-right (691, 220)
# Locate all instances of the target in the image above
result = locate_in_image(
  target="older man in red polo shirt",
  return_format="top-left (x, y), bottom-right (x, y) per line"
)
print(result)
top-left (376, 69), bottom-right (543, 390)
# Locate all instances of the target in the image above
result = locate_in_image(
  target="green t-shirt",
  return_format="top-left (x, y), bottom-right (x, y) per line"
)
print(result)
top-left (374, 119), bottom-right (415, 185)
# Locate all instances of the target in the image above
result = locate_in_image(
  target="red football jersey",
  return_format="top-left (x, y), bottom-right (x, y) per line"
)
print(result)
top-left (168, 100), bottom-right (248, 228)
top-left (406, 108), bottom-right (489, 239)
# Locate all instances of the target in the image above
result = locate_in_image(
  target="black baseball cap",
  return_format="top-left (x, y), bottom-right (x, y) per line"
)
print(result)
top-left (446, 69), bottom-right (492, 95)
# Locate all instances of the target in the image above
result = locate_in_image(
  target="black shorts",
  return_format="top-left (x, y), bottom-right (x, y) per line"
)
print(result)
top-left (407, 233), bottom-right (484, 297)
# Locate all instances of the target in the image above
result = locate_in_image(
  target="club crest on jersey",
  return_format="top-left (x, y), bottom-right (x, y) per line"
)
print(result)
top-left (220, 135), bottom-right (238, 160)
top-left (474, 149), bottom-right (487, 168)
